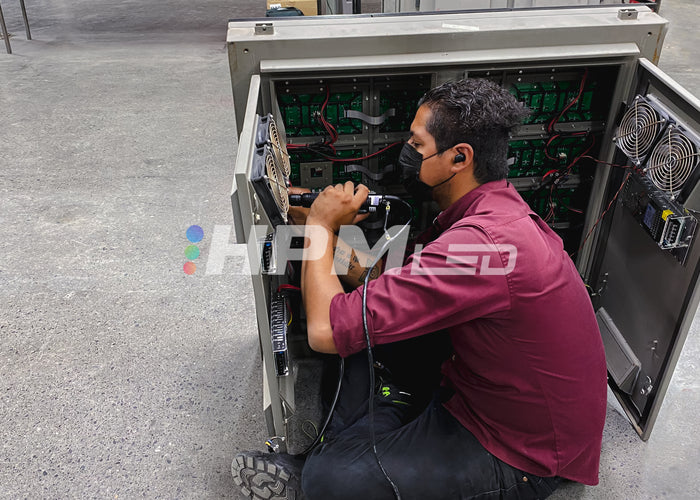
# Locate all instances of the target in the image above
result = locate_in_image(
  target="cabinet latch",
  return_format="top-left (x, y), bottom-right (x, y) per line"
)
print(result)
top-left (255, 22), bottom-right (274, 35)
top-left (618, 9), bottom-right (639, 20)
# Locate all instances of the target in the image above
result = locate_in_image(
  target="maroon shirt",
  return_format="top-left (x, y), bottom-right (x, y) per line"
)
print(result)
top-left (329, 179), bottom-right (607, 485)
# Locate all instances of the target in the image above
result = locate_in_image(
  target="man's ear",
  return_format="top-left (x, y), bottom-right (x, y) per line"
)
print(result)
top-left (450, 143), bottom-right (474, 173)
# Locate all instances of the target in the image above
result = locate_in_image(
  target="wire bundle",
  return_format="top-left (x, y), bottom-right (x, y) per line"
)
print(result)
top-left (286, 86), bottom-right (403, 165)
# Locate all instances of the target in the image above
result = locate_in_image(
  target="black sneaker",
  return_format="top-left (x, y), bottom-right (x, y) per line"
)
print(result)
top-left (232, 451), bottom-right (305, 500)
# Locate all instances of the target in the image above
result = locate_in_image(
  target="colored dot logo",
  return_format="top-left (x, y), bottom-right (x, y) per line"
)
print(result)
top-left (184, 225), bottom-right (203, 275)
top-left (186, 225), bottom-right (204, 243)
top-left (183, 261), bottom-right (196, 275)
top-left (185, 245), bottom-right (200, 260)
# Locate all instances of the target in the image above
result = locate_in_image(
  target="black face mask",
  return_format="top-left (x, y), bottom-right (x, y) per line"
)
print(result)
top-left (398, 142), bottom-right (455, 202)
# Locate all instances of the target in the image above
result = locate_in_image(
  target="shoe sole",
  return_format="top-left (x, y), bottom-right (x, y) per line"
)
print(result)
top-left (232, 454), bottom-right (297, 500)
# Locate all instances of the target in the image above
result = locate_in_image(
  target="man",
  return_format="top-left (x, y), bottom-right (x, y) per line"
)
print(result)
top-left (233, 79), bottom-right (607, 499)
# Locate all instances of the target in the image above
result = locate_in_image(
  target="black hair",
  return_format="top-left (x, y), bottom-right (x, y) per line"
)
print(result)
top-left (418, 78), bottom-right (529, 184)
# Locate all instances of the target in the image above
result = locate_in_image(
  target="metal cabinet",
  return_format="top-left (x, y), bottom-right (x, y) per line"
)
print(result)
top-left (227, 4), bottom-right (699, 450)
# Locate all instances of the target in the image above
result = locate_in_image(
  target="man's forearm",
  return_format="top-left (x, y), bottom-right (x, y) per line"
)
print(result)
top-left (333, 235), bottom-right (382, 288)
top-left (302, 222), bottom-right (343, 354)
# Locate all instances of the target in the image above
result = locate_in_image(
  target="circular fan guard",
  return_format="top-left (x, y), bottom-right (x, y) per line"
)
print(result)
top-left (268, 119), bottom-right (291, 177)
top-left (265, 150), bottom-right (289, 220)
top-left (645, 127), bottom-right (699, 198)
top-left (615, 99), bottom-right (662, 164)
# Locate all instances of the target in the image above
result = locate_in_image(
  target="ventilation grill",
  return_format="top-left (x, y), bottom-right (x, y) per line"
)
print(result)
top-left (615, 96), bottom-right (666, 165)
top-left (265, 147), bottom-right (289, 217)
top-left (269, 118), bottom-right (291, 177)
top-left (645, 124), bottom-right (700, 200)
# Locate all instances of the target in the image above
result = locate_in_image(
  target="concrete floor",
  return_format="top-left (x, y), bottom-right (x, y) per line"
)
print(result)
top-left (0, 1), bottom-right (698, 499)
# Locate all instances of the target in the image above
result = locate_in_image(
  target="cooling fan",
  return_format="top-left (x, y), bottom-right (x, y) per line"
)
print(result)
top-left (256, 114), bottom-right (291, 177)
top-left (251, 114), bottom-right (291, 226)
top-left (268, 118), bottom-right (291, 178)
top-left (644, 124), bottom-right (700, 200)
top-left (265, 145), bottom-right (290, 217)
top-left (614, 95), bottom-right (667, 165)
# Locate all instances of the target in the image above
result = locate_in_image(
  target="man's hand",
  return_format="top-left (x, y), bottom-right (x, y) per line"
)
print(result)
top-left (287, 186), bottom-right (311, 225)
top-left (307, 181), bottom-right (370, 233)
top-left (302, 182), bottom-right (368, 354)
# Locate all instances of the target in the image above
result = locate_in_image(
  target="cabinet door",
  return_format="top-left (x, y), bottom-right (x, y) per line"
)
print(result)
top-left (231, 74), bottom-right (293, 439)
top-left (589, 58), bottom-right (700, 440)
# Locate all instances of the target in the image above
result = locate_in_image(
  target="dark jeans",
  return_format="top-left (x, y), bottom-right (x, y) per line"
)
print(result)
top-left (301, 337), bottom-right (561, 500)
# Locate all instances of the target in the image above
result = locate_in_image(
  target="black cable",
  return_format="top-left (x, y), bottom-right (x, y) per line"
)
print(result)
top-left (299, 357), bottom-right (345, 456)
top-left (361, 198), bottom-right (413, 500)
top-left (296, 196), bottom-right (412, 496)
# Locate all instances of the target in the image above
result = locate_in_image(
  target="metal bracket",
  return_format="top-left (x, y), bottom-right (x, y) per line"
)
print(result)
top-left (344, 108), bottom-right (396, 126)
top-left (255, 23), bottom-right (274, 35)
top-left (618, 9), bottom-right (639, 21)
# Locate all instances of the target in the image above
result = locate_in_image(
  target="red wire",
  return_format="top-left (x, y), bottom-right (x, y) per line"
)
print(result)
top-left (543, 133), bottom-right (595, 222)
top-left (286, 141), bottom-right (402, 162)
top-left (562, 134), bottom-right (596, 176)
top-left (579, 155), bottom-right (635, 171)
top-left (556, 190), bottom-right (584, 214)
top-left (544, 131), bottom-right (588, 162)
top-left (320, 86), bottom-right (338, 144)
top-left (317, 141), bottom-right (403, 162)
top-left (542, 169), bottom-right (559, 180)
top-left (548, 69), bottom-right (589, 134)
top-left (563, 204), bottom-right (584, 214)
top-left (570, 171), bottom-right (632, 258)
top-left (277, 284), bottom-right (301, 292)
top-left (544, 135), bottom-right (561, 161)
top-left (288, 87), bottom-right (400, 163)
top-left (545, 184), bottom-right (556, 222)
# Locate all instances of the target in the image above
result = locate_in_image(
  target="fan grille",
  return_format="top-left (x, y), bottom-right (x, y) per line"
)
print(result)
top-left (269, 119), bottom-right (291, 177)
top-left (265, 150), bottom-right (289, 220)
top-left (615, 97), bottom-right (664, 164)
top-left (645, 126), bottom-right (699, 198)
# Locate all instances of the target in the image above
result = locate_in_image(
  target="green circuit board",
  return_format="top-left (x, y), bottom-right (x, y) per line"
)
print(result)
top-left (378, 86), bottom-right (429, 133)
top-left (508, 135), bottom-right (595, 178)
top-left (509, 79), bottom-right (600, 125)
top-left (278, 90), bottom-right (364, 138)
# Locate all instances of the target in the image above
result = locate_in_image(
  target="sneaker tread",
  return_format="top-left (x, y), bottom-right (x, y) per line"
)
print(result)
top-left (232, 453), bottom-right (298, 500)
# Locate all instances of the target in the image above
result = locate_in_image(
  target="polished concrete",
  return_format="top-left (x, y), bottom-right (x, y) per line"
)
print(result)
top-left (0, 1), bottom-right (698, 498)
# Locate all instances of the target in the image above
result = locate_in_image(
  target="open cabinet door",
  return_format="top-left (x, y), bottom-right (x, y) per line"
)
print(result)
top-left (231, 75), bottom-right (295, 440)
top-left (588, 58), bottom-right (700, 440)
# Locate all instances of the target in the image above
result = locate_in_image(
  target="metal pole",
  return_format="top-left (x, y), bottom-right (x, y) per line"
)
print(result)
top-left (0, 2), bottom-right (12, 54)
top-left (20, 0), bottom-right (30, 39)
